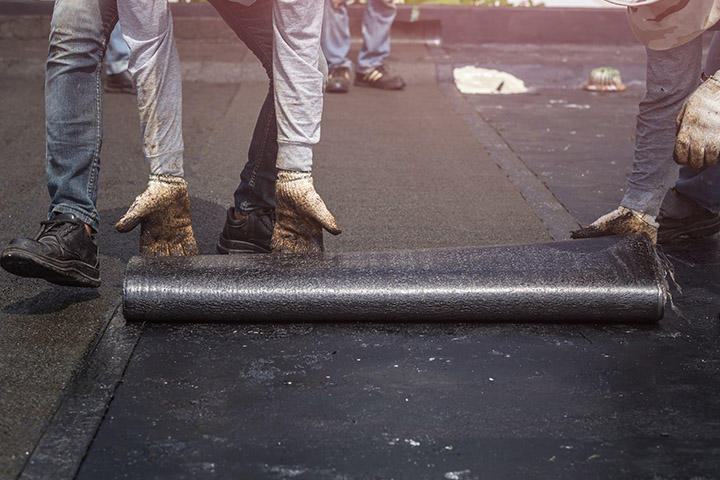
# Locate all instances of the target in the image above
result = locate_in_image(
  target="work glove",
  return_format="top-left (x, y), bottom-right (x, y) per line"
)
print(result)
top-left (674, 75), bottom-right (720, 169)
top-left (570, 206), bottom-right (658, 244)
top-left (116, 174), bottom-right (199, 256)
top-left (271, 170), bottom-right (342, 255)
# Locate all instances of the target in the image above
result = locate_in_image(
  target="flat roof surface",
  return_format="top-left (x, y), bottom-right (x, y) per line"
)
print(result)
top-left (1, 11), bottom-right (718, 480)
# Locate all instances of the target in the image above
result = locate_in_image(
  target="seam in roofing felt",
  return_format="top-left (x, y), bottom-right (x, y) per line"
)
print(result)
top-left (19, 301), bottom-right (143, 480)
top-left (427, 44), bottom-right (580, 241)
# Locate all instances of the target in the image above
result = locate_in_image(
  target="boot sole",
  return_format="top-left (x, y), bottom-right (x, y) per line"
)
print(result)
top-left (0, 248), bottom-right (101, 288)
top-left (658, 216), bottom-right (720, 244)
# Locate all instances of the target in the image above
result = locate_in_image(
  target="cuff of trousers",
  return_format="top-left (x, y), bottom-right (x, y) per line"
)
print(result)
top-left (148, 148), bottom-right (185, 178)
top-left (51, 205), bottom-right (99, 233)
top-left (276, 143), bottom-right (313, 172)
top-left (621, 189), bottom-right (665, 219)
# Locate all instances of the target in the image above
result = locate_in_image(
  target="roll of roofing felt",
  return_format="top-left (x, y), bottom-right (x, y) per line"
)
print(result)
top-left (122, 235), bottom-right (668, 323)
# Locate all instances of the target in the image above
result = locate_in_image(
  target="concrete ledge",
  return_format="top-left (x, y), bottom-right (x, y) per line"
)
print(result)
top-left (395, 5), bottom-right (635, 45)
top-left (0, 2), bottom-right (637, 45)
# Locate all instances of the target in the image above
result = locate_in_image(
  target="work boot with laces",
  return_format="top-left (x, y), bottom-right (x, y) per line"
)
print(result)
top-left (217, 207), bottom-right (275, 254)
top-left (1, 213), bottom-right (101, 287)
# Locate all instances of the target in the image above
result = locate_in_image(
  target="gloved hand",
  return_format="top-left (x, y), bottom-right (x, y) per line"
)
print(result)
top-left (116, 174), bottom-right (199, 256)
top-left (271, 170), bottom-right (342, 255)
top-left (674, 75), bottom-right (720, 169)
top-left (332, 0), bottom-right (344, 8)
top-left (570, 206), bottom-right (658, 243)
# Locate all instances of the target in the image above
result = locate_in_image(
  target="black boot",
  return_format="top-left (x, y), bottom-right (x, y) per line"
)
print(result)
top-left (1, 214), bottom-right (101, 287)
top-left (217, 207), bottom-right (274, 254)
top-left (657, 189), bottom-right (720, 243)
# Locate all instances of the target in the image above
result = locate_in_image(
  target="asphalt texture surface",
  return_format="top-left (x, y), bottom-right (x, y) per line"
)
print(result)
top-left (1, 12), bottom-right (719, 480)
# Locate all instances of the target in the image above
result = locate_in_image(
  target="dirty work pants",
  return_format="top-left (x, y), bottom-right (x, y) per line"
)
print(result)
top-left (621, 32), bottom-right (720, 217)
top-left (321, 0), bottom-right (396, 74)
top-left (46, 0), bottom-right (183, 232)
top-left (272, 0), bottom-right (325, 172)
top-left (210, 0), bottom-right (325, 211)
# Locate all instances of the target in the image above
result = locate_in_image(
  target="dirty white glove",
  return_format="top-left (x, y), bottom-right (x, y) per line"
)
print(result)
top-left (674, 75), bottom-right (720, 169)
top-left (570, 206), bottom-right (658, 243)
top-left (271, 171), bottom-right (342, 255)
top-left (115, 174), bottom-right (199, 256)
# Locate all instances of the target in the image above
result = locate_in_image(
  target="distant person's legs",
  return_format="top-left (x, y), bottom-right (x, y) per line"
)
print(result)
top-left (354, 0), bottom-right (404, 90)
top-left (322, 0), bottom-right (403, 92)
top-left (322, 0), bottom-right (353, 93)
top-left (356, 0), bottom-right (394, 72)
top-left (104, 22), bottom-right (134, 93)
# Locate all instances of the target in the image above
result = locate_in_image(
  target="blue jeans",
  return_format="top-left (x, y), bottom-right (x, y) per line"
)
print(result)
top-left (46, 0), bottom-right (118, 232)
top-left (208, 0), bottom-right (278, 215)
top-left (105, 23), bottom-right (130, 75)
top-left (321, 0), bottom-right (396, 74)
top-left (622, 31), bottom-right (720, 216)
top-left (46, 0), bottom-right (275, 233)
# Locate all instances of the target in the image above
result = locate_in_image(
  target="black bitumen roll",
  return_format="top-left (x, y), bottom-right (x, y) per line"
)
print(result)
top-left (122, 235), bottom-right (668, 323)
